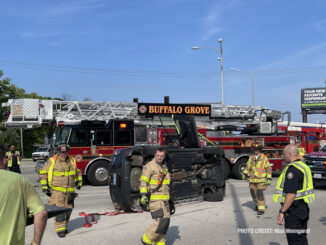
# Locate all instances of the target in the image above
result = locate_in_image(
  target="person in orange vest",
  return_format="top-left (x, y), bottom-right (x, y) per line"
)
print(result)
top-left (5, 145), bottom-right (22, 174)
top-left (243, 144), bottom-right (272, 215)
top-left (39, 144), bottom-right (82, 238)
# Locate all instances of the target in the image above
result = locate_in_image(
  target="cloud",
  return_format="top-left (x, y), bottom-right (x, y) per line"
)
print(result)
top-left (45, 0), bottom-right (107, 17)
top-left (255, 42), bottom-right (326, 70)
top-left (21, 31), bottom-right (59, 38)
top-left (200, 0), bottom-right (242, 41)
top-left (48, 39), bottom-right (67, 47)
top-left (201, 4), bottom-right (223, 41)
top-left (313, 19), bottom-right (326, 33)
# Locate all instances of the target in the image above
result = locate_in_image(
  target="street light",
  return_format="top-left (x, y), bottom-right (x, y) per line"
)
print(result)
top-left (229, 67), bottom-right (255, 106)
top-left (191, 38), bottom-right (225, 105)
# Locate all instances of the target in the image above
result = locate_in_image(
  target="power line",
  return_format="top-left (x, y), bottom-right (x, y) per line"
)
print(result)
top-left (1, 60), bottom-right (326, 78)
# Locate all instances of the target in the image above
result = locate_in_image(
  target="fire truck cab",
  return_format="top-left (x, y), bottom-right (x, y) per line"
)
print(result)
top-left (54, 120), bottom-right (135, 185)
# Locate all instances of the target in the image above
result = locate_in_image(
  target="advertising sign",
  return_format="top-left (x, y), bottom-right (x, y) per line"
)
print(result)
top-left (301, 88), bottom-right (326, 109)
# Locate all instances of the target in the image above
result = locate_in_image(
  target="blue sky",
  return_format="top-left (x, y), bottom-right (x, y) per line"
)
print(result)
top-left (1, 0), bottom-right (326, 122)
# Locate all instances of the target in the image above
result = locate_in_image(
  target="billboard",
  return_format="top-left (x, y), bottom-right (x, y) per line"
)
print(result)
top-left (301, 87), bottom-right (326, 110)
top-left (138, 103), bottom-right (211, 116)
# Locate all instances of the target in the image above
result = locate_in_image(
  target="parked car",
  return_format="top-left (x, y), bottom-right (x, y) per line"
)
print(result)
top-left (303, 144), bottom-right (326, 187)
top-left (32, 146), bottom-right (50, 162)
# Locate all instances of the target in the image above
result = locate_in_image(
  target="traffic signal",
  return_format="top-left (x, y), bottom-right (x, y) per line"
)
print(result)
top-left (164, 96), bottom-right (169, 104)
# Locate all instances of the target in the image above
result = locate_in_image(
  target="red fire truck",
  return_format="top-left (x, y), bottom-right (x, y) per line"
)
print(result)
top-left (4, 99), bottom-right (325, 183)
top-left (2, 99), bottom-right (217, 185)
top-left (194, 122), bottom-right (326, 179)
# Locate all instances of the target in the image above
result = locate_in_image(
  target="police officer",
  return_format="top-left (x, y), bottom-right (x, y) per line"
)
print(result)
top-left (140, 148), bottom-right (171, 245)
top-left (5, 145), bottom-right (22, 174)
top-left (243, 143), bottom-right (272, 215)
top-left (274, 144), bottom-right (314, 245)
top-left (39, 144), bottom-right (83, 238)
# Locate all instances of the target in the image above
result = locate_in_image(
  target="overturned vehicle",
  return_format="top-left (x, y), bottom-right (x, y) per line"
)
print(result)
top-left (109, 115), bottom-right (226, 212)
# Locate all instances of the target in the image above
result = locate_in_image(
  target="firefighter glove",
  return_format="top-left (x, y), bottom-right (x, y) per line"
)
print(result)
top-left (42, 187), bottom-right (51, 197)
top-left (76, 182), bottom-right (82, 190)
top-left (242, 173), bottom-right (248, 180)
top-left (140, 195), bottom-right (149, 205)
top-left (163, 167), bottom-right (168, 176)
top-left (267, 178), bottom-right (272, 185)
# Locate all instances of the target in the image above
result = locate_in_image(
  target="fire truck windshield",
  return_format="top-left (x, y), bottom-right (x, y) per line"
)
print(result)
top-left (55, 127), bottom-right (71, 145)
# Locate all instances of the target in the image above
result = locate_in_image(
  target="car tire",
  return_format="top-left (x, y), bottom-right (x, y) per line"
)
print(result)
top-left (203, 186), bottom-right (225, 202)
top-left (87, 161), bottom-right (109, 186)
top-left (221, 158), bottom-right (230, 179)
top-left (232, 158), bottom-right (248, 180)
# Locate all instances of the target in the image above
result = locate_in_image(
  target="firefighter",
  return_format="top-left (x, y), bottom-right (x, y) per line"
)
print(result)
top-left (39, 144), bottom-right (82, 238)
top-left (295, 139), bottom-right (305, 159)
top-left (274, 144), bottom-right (314, 245)
top-left (5, 145), bottom-right (22, 174)
top-left (242, 144), bottom-right (272, 215)
top-left (140, 148), bottom-right (171, 245)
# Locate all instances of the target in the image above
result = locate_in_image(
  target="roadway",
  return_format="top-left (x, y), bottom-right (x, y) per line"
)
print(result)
top-left (21, 160), bottom-right (326, 245)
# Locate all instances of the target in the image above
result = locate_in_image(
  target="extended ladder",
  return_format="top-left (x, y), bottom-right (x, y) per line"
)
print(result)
top-left (2, 99), bottom-right (282, 130)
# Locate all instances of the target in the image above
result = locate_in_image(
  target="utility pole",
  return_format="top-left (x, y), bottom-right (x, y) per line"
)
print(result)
top-left (20, 128), bottom-right (24, 157)
top-left (218, 39), bottom-right (224, 105)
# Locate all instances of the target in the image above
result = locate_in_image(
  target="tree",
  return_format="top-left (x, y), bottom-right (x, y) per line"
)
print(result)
top-left (61, 93), bottom-right (74, 101)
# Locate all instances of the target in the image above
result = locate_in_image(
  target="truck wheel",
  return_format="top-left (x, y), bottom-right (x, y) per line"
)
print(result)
top-left (203, 186), bottom-right (225, 202)
top-left (87, 161), bottom-right (109, 186)
top-left (232, 158), bottom-right (248, 180)
top-left (221, 158), bottom-right (230, 179)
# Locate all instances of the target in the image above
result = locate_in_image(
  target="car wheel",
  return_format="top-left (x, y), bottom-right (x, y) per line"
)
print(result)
top-left (87, 161), bottom-right (109, 186)
top-left (221, 158), bottom-right (230, 179)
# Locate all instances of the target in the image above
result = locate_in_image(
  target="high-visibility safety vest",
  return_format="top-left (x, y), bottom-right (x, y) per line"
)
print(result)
top-left (6, 151), bottom-right (21, 167)
top-left (273, 161), bottom-right (315, 204)
top-left (40, 155), bottom-right (81, 193)
top-left (244, 154), bottom-right (271, 180)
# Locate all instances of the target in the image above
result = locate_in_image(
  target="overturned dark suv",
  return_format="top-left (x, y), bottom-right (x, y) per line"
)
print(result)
top-left (109, 115), bottom-right (226, 212)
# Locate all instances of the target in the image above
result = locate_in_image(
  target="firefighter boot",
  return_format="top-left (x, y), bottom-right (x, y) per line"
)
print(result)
top-left (57, 231), bottom-right (66, 238)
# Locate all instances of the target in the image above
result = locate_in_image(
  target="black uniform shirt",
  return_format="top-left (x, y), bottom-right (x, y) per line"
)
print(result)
top-left (283, 160), bottom-right (304, 194)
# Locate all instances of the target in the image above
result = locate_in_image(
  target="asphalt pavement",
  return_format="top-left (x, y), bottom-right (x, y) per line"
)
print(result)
top-left (21, 160), bottom-right (326, 245)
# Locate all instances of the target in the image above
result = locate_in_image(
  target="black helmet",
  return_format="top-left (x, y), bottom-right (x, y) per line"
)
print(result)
top-left (57, 144), bottom-right (71, 153)
top-left (252, 142), bottom-right (263, 152)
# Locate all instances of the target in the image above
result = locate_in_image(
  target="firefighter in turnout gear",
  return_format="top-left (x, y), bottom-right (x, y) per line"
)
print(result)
top-left (295, 139), bottom-right (305, 160)
top-left (140, 148), bottom-right (171, 245)
top-left (5, 145), bottom-right (22, 174)
top-left (243, 143), bottom-right (272, 215)
top-left (274, 144), bottom-right (314, 245)
top-left (39, 144), bottom-right (82, 238)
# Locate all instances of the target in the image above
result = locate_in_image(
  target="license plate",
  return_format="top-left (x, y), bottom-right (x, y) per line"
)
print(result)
top-left (314, 173), bottom-right (322, 179)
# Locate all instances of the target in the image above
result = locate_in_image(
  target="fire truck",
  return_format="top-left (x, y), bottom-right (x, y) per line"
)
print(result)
top-left (2, 99), bottom-right (287, 184)
top-left (194, 121), bottom-right (326, 179)
top-left (5, 98), bottom-right (322, 183)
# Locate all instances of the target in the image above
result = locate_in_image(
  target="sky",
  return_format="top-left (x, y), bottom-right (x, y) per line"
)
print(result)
top-left (1, 0), bottom-right (326, 123)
